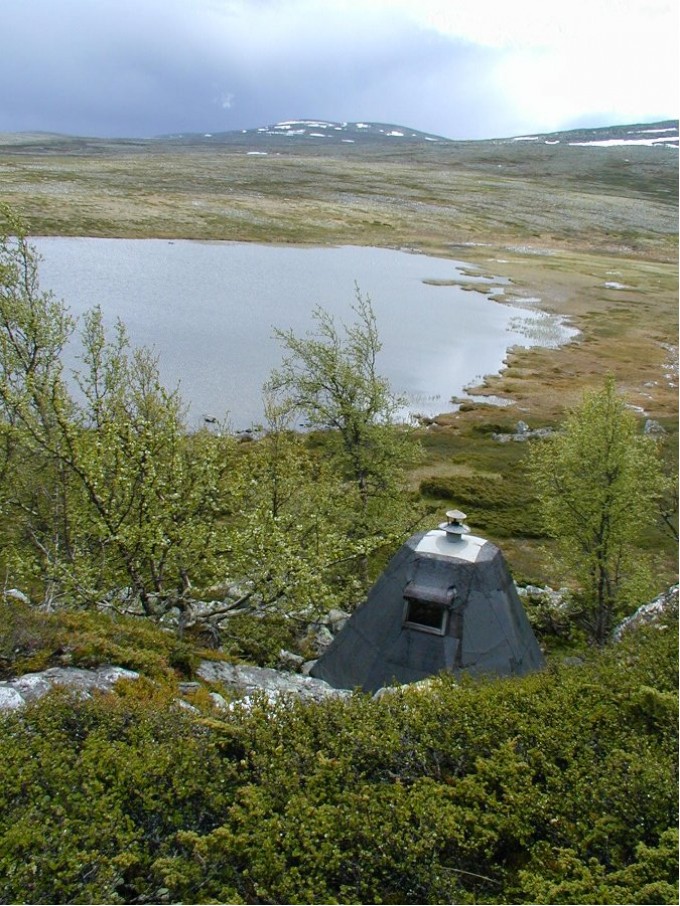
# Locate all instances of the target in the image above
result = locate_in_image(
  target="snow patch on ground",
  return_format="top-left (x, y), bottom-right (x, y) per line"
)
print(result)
top-left (570, 137), bottom-right (678, 148)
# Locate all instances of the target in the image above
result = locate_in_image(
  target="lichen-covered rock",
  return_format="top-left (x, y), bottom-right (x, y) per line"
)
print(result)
top-left (643, 418), bottom-right (665, 435)
top-left (2, 588), bottom-right (30, 604)
top-left (517, 583), bottom-right (569, 604)
top-left (0, 686), bottom-right (24, 711)
top-left (209, 691), bottom-right (228, 709)
top-left (326, 608), bottom-right (350, 633)
top-left (277, 649), bottom-right (305, 671)
top-left (0, 666), bottom-right (139, 711)
top-left (197, 660), bottom-right (349, 704)
top-left (613, 586), bottom-right (678, 641)
top-left (304, 623), bottom-right (335, 656)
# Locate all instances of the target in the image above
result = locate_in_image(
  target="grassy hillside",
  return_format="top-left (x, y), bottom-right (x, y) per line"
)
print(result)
top-left (1, 124), bottom-right (677, 582)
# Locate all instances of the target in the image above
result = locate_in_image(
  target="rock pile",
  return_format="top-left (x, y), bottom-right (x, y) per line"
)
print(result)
top-left (492, 421), bottom-right (555, 443)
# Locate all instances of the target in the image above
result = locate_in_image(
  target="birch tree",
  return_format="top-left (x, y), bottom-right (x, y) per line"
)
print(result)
top-left (529, 377), bottom-right (666, 643)
top-left (0, 207), bottom-right (236, 611)
top-left (267, 290), bottom-right (421, 568)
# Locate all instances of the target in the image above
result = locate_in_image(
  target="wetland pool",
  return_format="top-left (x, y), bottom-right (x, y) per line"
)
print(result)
top-left (34, 238), bottom-right (575, 429)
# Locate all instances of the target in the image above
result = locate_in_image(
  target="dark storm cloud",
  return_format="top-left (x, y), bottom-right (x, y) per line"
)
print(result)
top-left (1, 0), bottom-right (506, 139)
top-left (3, 0), bottom-right (239, 136)
top-left (2, 0), bottom-right (676, 140)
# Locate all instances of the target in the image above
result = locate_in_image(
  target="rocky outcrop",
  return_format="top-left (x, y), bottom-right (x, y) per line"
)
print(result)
top-left (516, 583), bottom-right (569, 609)
top-left (493, 421), bottom-right (555, 443)
top-left (0, 666), bottom-right (139, 711)
top-left (0, 659), bottom-right (347, 713)
top-left (3, 586), bottom-right (673, 715)
top-left (613, 585), bottom-right (678, 641)
top-left (197, 660), bottom-right (349, 707)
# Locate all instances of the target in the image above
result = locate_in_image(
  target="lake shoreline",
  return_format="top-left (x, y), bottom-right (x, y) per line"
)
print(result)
top-left (33, 237), bottom-right (576, 430)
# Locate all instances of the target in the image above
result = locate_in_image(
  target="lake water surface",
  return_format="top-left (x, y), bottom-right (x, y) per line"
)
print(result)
top-left (34, 239), bottom-right (571, 429)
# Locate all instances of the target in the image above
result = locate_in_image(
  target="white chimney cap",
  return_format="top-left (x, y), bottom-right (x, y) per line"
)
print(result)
top-left (439, 509), bottom-right (470, 539)
top-left (446, 509), bottom-right (467, 523)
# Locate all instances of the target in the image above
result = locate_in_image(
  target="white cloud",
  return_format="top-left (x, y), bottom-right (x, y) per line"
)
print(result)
top-left (489, 2), bottom-right (678, 130)
top-left (330, 0), bottom-right (677, 52)
top-left (348, 0), bottom-right (678, 132)
top-left (225, 0), bottom-right (678, 130)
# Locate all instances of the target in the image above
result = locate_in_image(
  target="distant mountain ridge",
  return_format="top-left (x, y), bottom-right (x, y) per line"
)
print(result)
top-left (504, 120), bottom-right (678, 149)
top-left (2, 119), bottom-right (677, 155)
top-left (159, 119), bottom-right (449, 145)
top-left (159, 118), bottom-right (679, 149)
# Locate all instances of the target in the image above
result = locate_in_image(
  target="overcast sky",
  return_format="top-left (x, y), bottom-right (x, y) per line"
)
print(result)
top-left (2, 0), bottom-right (677, 140)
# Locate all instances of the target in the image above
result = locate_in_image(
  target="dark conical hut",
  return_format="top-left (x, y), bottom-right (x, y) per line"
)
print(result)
top-left (310, 512), bottom-right (544, 693)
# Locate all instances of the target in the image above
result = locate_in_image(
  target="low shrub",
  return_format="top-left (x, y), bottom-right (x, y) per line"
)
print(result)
top-left (0, 601), bottom-right (201, 680)
top-left (218, 611), bottom-right (299, 667)
top-left (0, 617), bottom-right (676, 904)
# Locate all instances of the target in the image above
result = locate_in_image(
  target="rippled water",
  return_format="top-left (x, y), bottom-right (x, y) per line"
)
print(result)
top-left (34, 239), bottom-right (573, 429)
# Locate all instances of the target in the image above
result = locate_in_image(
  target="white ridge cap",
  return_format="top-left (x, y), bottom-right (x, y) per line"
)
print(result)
top-left (415, 529), bottom-right (487, 562)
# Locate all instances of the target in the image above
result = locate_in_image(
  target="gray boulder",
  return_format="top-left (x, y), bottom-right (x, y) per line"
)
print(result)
top-left (197, 660), bottom-right (349, 704)
top-left (0, 687), bottom-right (25, 711)
top-left (643, 418), bottom-right (665, 435)
top-left (209, 691), bottom-right (228, 709)
top-left (304, 623), bottom-right (335, 656)
top-left (2, 588), bottom-right (30, 604)
top-left (613, 586), bottom-right (678, 641)
top-left (278, 649), bottom-right (305, 671)
top-left (326, 608), bottom-right (350, 633)
top-left (0, 666), bottom-right (139, 711)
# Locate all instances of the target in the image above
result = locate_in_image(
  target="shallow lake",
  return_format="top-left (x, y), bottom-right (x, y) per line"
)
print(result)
top-left (33, 239), bottom-right (572, 429)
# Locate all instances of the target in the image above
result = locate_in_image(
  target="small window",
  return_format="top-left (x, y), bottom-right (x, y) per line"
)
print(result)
top-left (403, 599), bottom-right (448, 635)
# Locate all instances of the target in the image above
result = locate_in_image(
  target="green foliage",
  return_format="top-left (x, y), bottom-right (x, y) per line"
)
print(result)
top-left (518, 828), bottom-right (679, 905)
top-left (0, 690), bottom-right (237, 904)
top-left (267, 289), bottom-right (422, 548)
top-left (0, 212), bottom-right (422, 624)
top-left (227, 410), bottom-right (367, 617)
top-left (0, 214), bottom-right (676, 904)
top-left (529, 377), bottom-right (666, 643)
top-left (0, 209), bottom-right (241, 612)
top-left (519, 587), bottom-right (585, 648)
top-left (219, 612), bottom-right (298, 667)
top-left (0, 600), bottom-right (204, 680)
top-left (0, 617), bottom-right (676, 904)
